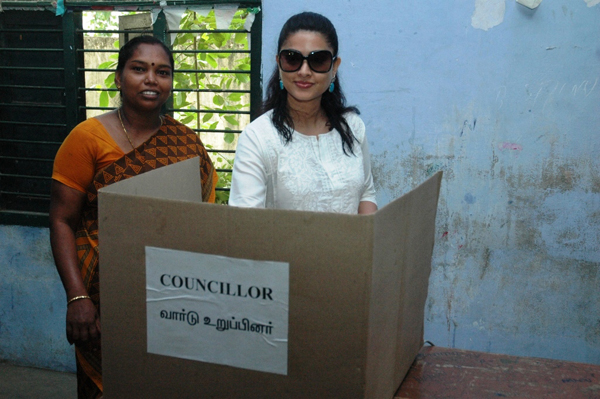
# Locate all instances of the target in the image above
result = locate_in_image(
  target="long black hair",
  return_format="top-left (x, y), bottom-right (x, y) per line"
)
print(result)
top-left (261, 12), bottom-right (359, 155)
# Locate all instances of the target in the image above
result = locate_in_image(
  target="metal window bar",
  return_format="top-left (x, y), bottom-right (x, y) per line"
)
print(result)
top-left (77, 11), bottom-right (259, 199)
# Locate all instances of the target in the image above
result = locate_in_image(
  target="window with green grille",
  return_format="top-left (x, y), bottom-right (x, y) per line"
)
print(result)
top-left (0, 1), bottom-right (262, 226)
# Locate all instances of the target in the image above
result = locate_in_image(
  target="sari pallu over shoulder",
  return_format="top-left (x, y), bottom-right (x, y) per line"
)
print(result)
top-left (72, 114), bottom-right (217, 398)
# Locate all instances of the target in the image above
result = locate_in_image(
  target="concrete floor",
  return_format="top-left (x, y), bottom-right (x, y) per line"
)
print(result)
top-left (0, 361), bottom-right (76, 399)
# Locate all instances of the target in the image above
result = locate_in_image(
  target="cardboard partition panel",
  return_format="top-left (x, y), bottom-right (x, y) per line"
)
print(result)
top-left (99, 157), bottom-right (442, 399)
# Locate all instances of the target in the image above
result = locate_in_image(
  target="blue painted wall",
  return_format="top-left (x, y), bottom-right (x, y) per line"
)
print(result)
top-left (0, 225), bottom-right (75, 371)
top-left (263, 0), bottom-right (600, 364)
top-left (0, 0), bottom-right (598, 372)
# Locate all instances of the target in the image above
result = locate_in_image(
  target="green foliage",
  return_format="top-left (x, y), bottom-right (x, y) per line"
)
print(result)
top-left (99, 53), bottom-right (119, 107)
top-left (85, 11), bottom-right (136, 37)
top-left (172, 9), bottom-right (252, 205)
top-left (93, 8), bottom-right (254, 204)
top-left (205, 144), bottom-right (235, 205)
top-left (85, 11), bottom-right (115, 36)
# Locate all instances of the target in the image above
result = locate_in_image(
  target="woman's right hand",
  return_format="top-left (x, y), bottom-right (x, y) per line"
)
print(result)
top-left (49, 180), bottom-right (97, 346)
top-left (66, 298), bottom-right (101, 346)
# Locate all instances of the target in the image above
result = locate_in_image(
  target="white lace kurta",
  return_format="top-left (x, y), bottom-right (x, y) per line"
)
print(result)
top-left (229, 111), bottom-right (377, 214)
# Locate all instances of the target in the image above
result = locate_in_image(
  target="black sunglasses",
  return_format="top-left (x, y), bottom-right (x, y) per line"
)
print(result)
top-left (278, 49), bottom-right (336, 73)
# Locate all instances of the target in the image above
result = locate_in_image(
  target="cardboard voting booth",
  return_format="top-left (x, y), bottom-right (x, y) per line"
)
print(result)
top-left (98, 157), bottom-right (442, 398)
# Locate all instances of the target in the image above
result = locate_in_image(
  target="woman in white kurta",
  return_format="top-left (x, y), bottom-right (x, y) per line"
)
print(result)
top-left (230, 12), bottom-right (377, 214)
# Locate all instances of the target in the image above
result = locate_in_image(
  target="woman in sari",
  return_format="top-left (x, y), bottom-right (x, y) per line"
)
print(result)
top-left (49, 35), bottom-right (217, 399)
top-left (229, 12), bottom-right (377, 214)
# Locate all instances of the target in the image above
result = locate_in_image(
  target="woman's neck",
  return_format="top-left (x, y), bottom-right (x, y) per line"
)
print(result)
top-left (120, 105), bottom-right (163, 133)
top-left (287, 97), bottom-right (328, 136)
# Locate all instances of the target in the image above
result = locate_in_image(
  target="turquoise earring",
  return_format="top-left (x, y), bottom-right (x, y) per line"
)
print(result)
top-left (279, 79), bottom-right (284, 90)
top-left (329, 76), bottom-right (336, 93)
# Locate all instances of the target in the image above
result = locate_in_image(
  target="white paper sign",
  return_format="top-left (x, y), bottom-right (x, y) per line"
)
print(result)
top-left (145, 247), bottom-right (289, 375)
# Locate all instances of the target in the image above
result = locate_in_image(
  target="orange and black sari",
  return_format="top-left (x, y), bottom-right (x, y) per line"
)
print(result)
top-left (72, 115), bottom-right (217, 398)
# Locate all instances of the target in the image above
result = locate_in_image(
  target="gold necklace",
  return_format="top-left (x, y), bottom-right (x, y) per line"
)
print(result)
top-left (117, 108), bottom-right (136, 150)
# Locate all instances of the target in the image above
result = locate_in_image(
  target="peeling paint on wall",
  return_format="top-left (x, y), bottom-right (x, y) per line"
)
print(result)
top-left (472, 0), bottom-right (506, 31)
top-left (585, 0), bottom-right (600, 7)
top-left (370, 92), bottom-right (600, 360)
top-left (499, 142), bottom-right (523, 151)
top-left (517, 0), bottom-right (543, 9)
top-left (0, 225), bottom-right (75, 371)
